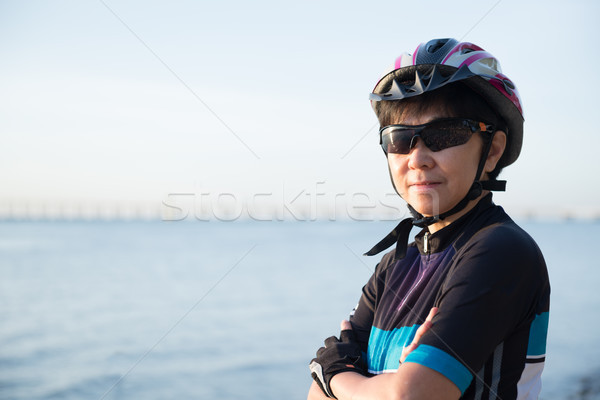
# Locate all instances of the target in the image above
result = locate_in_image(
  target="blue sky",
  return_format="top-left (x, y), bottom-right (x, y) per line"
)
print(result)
top-left (1, 0), bottom-right (599, 219)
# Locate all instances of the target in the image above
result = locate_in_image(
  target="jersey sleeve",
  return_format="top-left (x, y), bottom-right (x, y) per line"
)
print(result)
top-left (404, 224), bottom-right (548, 393)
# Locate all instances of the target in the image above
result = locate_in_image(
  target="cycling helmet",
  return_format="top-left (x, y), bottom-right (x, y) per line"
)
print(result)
top-left (370, 38), bottom-right (523, 168)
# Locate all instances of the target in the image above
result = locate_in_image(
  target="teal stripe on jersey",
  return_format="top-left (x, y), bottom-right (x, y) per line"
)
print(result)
top-left (368, 325), bottom-right (419, 372)
top-left (527, 311), bottom-right (549, 356)
top-left (404, 344), bottom-right (473, 394)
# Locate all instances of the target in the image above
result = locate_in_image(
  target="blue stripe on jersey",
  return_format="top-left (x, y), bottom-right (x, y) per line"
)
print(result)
top-left (404, 344), bottom-right (473, 394)
top-left (527, 311), bottom-right (549, 356)
top-left (368, 325), bottom-right (419, 372)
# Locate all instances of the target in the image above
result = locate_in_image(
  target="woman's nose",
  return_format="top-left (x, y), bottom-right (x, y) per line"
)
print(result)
top-left (407, 137), bottom-right (435, 169)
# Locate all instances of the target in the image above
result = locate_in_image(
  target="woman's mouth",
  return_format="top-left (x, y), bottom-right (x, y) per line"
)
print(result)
top-left (410, 181), bottom-right (441, 191)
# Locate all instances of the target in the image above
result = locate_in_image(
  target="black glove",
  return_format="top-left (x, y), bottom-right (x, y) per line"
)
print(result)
top-left (309, 328), bottom-right (366, 399)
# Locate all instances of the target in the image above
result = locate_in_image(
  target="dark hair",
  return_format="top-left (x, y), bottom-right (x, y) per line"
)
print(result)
top-left (374, 82), bottom-right (506, 180)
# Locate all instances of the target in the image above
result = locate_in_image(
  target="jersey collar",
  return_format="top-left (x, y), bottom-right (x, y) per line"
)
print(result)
top-left (414, 193), bottom-right (494, 255)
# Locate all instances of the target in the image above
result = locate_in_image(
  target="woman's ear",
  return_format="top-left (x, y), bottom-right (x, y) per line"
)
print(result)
top-left (485, 130), bottom-right (507, 173)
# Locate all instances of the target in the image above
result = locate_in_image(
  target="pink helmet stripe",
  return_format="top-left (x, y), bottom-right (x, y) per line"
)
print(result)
top-left (441, 43), bottom-right (462, 64)
top-left (441, 42), bottom-right (486, 64)
top-left (457, 51), bottom-right (494, 69)
top-left (394, 55), bottom-right (403, 69)
top-left (412, 43), bottom-right (422, 65)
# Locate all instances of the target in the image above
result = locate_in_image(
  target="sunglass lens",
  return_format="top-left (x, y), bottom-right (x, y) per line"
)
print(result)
top-left (422, 121), bottom-right (474, 151)
top-left (381, 128), bottom-right (414, 154)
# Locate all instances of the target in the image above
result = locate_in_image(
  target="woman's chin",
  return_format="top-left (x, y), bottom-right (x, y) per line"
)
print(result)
top-left (408, 202), bottom-right (441, 217)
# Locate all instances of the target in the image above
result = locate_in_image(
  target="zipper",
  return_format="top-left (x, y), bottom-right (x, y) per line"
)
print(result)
top-left (399, 231), bottom-right (430, 312)
top-left (398, 269), bottom-right (426, 311)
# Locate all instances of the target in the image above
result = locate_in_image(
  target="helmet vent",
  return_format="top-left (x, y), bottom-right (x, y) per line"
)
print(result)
top-left (426, 39), bottom-right (448, 53)
top-left (503, 79), bottom-right (515, 90)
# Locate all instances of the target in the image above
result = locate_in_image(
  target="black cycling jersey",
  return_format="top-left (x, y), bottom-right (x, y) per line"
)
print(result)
top-left (350, 194), bottom-right (550, 399)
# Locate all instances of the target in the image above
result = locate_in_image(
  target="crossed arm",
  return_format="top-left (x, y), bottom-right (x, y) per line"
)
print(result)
top-left (308, 308), bottom-right (461, 400)
top-left (308, 363), bottom-right (459, 400)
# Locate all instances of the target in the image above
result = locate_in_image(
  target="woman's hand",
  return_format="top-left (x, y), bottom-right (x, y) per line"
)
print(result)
top-left (309, 320), bottom-right (366, 398)
top-left (400, 307), bottom-right (438, 363)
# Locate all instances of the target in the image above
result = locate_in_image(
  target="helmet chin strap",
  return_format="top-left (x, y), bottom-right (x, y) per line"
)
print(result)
top-left (365, 133), bottom-right (506, 260)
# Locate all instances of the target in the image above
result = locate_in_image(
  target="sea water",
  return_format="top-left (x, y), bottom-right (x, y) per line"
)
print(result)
top-left (0, 219), bottom-right (598, 400)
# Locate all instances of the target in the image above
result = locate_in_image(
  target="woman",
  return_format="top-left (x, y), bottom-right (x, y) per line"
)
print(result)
top-left (308, 38), bottom-right (550, 400)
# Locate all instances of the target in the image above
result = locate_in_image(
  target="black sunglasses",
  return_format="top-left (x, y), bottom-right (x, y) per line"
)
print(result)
top-left (380, 118), bottom-right (494, 155)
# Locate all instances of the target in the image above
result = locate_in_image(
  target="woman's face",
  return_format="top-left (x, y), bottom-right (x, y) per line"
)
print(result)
top-left (387, 109), bottom-right (484, 218)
